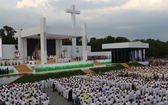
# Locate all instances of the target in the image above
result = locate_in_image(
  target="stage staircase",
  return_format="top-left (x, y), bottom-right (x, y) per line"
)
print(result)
top-left (82, 69), bottom-right (94, 74)
top-left (70, 59), bottom-right (77, 62)
top-left (93, 60), bottom-right (101, 66)
top-left (121, 63), bottom-right (130, 68)
top-left (14, 65), bottom-right (32, 74)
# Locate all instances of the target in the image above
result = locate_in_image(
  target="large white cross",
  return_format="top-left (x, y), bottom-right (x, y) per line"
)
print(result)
top-left (66, 5), bottom-right (80, 28)
top-left (66, 5), bottom-right (80, 59)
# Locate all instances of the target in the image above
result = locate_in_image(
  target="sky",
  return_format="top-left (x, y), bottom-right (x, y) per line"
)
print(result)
top-left (0, 0), bottom-right (168, 41)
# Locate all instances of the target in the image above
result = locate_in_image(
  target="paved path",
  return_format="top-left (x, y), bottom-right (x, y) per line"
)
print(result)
top-left (43, 88), bottom-right (73, 105)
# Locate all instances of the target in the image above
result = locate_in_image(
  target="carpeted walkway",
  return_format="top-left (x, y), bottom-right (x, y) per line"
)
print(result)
top-left (43, 88), bottom-right (73, 105)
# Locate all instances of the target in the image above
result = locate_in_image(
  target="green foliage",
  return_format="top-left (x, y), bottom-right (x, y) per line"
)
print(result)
top-left (115, 37), bottom-right (130, 42)
top-left (0, 25), bottom-right (17, 44)
top-left (76, 37), bottom-right (82, 45)
top-left (62, 37), bottom-right (86, 46)
top-left (89, 36), bottom-right (130, 52)
top-left (12, 70), bottom-right (85, 83)
top-left (133, 39), bottom-right (168, 58)
top-left (127, 62), bottom-right (144, 67)
top-left (89, 36), bottom-right (168, 58)
top-left (90, 64), bottom-right (125, 73)
top-left (62, 39), bottom-right (72, 45)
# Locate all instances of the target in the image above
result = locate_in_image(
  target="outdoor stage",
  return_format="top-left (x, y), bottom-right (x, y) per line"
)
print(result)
top-left (0, 59), bottom-right (112, 74)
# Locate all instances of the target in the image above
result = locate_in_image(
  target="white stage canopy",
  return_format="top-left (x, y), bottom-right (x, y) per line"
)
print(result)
top-left (102, 42), bottom-right (149, 49)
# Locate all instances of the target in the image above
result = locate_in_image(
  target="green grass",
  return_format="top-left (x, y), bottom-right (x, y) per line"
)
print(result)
top-left (13, 70), bottom-right (85, 83)
top-left (12, 63), bottom-right (139, 83)
top-left (99, 62), bottom-right (111, 65)
top-left (90, 64), bottom-right (125, 73)
top-left (127, 62), bottom-right (144, 67)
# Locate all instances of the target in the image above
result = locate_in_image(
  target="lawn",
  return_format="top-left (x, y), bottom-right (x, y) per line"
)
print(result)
top-left (12, 63), bottom-right (137, 83)
top-left (90, 64), bottom-right (125, 73)
top-left (13, 70), bottom-right (85, 83)
top-left (127, 62), bottom-right (145, 67)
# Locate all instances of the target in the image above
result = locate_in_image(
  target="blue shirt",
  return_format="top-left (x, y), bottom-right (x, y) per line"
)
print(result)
top-left (74, 97), bottom-right (80, 105)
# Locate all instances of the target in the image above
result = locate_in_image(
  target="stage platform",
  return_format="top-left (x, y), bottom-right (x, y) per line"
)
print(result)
top-left (0, 59), bottom-right (111, 74)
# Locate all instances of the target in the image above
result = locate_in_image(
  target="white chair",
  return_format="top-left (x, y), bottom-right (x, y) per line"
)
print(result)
top-left (9, 60), bottom-right (13, 65)
top-left (2, 61), bottom-right (5, 66)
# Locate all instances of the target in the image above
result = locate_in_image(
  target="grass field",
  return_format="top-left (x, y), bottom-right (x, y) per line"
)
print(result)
top-left (90, 64), bottom-right (125, 73)
top-left (127, 62), bottom-right (145, 67)
top-left (12, 62), bottom-right (144, 83)
top-left (13, 70), bottom-right (85, 83)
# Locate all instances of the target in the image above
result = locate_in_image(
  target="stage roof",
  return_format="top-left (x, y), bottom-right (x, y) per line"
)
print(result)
top-left (15, 26), bottom-right (82, 39)
top-left (102, 42), bottom-right (149, 49)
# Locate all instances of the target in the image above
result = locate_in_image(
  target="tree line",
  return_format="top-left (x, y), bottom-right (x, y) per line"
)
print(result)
top-left (0, 25), bottom-right (168, 58)
top-left (89, 36), bottom-right (168, 58)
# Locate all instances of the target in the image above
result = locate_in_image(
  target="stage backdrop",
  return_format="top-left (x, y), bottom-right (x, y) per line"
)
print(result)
top-left (27, 39), bottom-right (56, 58)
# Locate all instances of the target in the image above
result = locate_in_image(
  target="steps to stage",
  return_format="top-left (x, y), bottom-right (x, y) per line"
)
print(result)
top-left (121, 63), bottom-right (130, 68)
top-left (14, 65), bottom-right (32, 73)
top-left (93, 60), bottom-right (101, 66)
top-left (82, 69), bottom-right (94, 74)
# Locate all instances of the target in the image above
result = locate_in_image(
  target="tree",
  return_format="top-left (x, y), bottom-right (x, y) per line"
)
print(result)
top-left (133, 38), bottom-right (168, 58)
top-left (0, 25), bottom-right (17, 44)
top-left (115, 37), bottom-right (130, 42)
top-left (89, 37), bottom-right (96, 45)
top-left (62, 39), bottom-right (72, 45)
top-left (89, 37), bottom-right (97, 51)
top-left (103, 36), bottom-right (116, 43)
top-left (89, 36), bottom-right (130, 52)
top-left (76, 37), bottom-right (82, 45)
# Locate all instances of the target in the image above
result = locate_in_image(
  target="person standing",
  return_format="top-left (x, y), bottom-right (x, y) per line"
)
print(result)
top-left (68, 89), bottom-right (73, 102)
top-left (74, 95), bottom-right (80, 105)
top-left (52, 83), bottom-right (55, 92)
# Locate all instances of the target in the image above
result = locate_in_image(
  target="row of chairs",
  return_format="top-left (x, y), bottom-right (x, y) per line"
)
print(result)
top-left (0, 60), bottom-right (23, 66)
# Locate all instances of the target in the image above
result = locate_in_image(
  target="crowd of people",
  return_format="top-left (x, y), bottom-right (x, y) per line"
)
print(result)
top-left (148, 58), bottom-right (168, 66)
top-left (49, 65), bottom-right (168, 105)
top-left (2, 64), bottom-right (168, 105)
top-left (0, 82), bottom-right (49, 105)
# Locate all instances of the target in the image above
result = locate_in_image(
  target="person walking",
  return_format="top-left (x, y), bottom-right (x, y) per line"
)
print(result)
top-left (52, 83), bottom-right (55, 92)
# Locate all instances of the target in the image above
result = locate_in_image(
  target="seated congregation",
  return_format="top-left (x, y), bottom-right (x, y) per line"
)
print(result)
top-left (48, 65), bottom-right (168, 105)
top-left (2, 64), bottom-right (168, 105)
top-left (0, 82), bottom-right (49, 105)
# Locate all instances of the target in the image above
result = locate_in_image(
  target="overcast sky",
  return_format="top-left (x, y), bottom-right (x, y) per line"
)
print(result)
top-left (0, 0), bottom-right (168, 41)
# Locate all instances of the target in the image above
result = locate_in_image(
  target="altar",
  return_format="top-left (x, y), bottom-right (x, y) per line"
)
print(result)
top-left (56, 58), bottom-right (70, 63)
